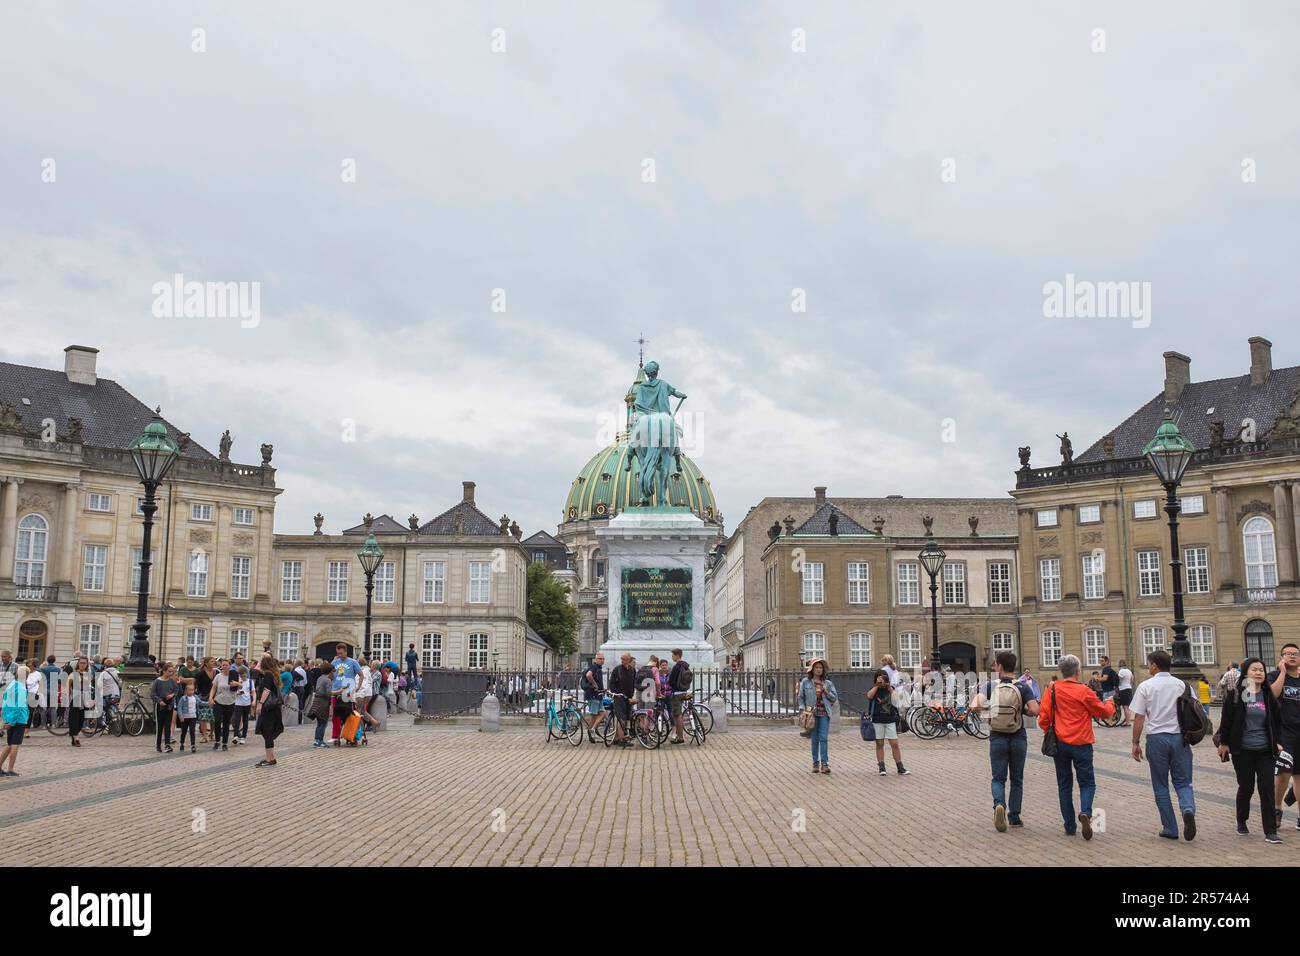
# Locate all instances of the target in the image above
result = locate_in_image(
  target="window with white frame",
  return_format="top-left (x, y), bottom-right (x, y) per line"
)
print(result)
top-left (1190, 624), bottom-right (1215, 665)
top-left (848, 632), bottom-right (872, 669)
top-left (846, 562), bottom-right (870, 604)
top-left (186, 626), bottom-right (207, 659)
top-left (1081, 551), bottom-right (1105, 600)
top-left (1141, 625), bottom-right (1166, 657)
top-left (467, 633), bottom-right (489, 668)
top-left (370, 632), bottom-right (393, 662)
top-left (131, 547), bottom-right (155, 593)
top-left (281, 560), bottom-right (302, 602)
top-left (801, 562), bottom-right (825, 604)
top-left (1180, 494), bottom-right (1205, 515)
top-left (988, 562), bottom-right (1012, 605)
top-left (1039, 557), bottom-right (1061, 602)
top-left (229, 628), bottom-right (250, 659)
top-left (15, 514), bottom-right (48, 586)
top-left (191, 502), bottom-right (214, 522)
top-left (86, 492), bottom-right (112, 512)
top-left (374, 561), bottom-right (395, 603)
top-left (468, 561), bottom-right (492, 603)
top-left (135, 497), bottom-right (147, 516)
top-left (422, 561), bottom-right (446, 603)
top-left (1041, 630), bottom-right (1063, 667)
top-left (992, 632), bottom-right (1015, 654)
top-left (327, 561), bottom-right (349, 602)
top-left (233, 507), bottom-right (255, 525)
top-left (942, 563), bottom-right (966, 604)
top-left (800, 632), bottom-right (826, 666)
top-left (897, 562), bottom-right (920, 605)
top-left (78, 623), bottom-right (102, 658)
top-left (1083, 627), bottom-right (1107, 667)
top-left (230, 556), bottom-right (251, 600)
top-left (1184, 547), bottom-right (1210, 594)
top-left (82, 544), bottom-right (108, 591)
top-left (1036, 508), bottom-right (1058, 527)
top-left (899, 632), bottom-right (921, 669)
top-left (277, 630), bottom-right (300, 660)
top-left (421, 633), bottom-right (443, 668)
top-left (1077, 504), bottom-right (1101, 524)
top-left (1133, 499), bottom-right (1157, 519)
top-left (1243, 517), bottom-right (1279, 589)
top-left (187, 551), bottom-right (209, 597)
top-left (1138, 550), bottom-right (1162, 596)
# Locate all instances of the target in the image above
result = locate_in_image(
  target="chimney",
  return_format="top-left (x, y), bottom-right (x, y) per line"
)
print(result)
top-left (1249, 336), bottom-right (1273, 386)
top-left (1163, 351), bottom-right (1191, 403)
top-left (814, 486), bottom-right (827, 507)
top-left (462, 480), bottom-right (476, 505)
top-left (64, 345), bottom-right (99, 386)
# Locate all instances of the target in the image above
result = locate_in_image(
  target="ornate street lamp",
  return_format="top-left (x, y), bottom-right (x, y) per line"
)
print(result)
top-left (917, 524), bottom-right (947, 701)
top-left (356, 532), bottom-right (384, 660)
top-left (126, 413), bottom-right (179, 667)
top-left (1142, 413), bottom-right (1198, 671)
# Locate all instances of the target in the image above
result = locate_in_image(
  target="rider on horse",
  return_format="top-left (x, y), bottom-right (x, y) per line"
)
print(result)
top-left (626, 361), bottom-right (687, 506)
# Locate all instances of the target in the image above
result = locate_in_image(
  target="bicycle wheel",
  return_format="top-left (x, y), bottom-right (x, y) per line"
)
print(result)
top-left (693, 703), bottom-right (714, 735)
top-left (962, 712), bottom-right (987, 739)
top-left (597, 710), bottom-right (615, 746)
top-left (561, 706), bottom-right (585, 746)
top-left (108, 711), bottom-right (125, 737)
top-left (634, 712), bottom-right (660, 749)
top-left (684, 708), bottom-right (706, 745)
top-left (123, 703), bottom-right (147, 737)
top-left (46, 711), bottom-right (70, 736)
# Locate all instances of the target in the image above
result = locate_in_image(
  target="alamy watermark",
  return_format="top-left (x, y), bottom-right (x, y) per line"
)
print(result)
top-left (1042, 273), bottom-right (1150, 329)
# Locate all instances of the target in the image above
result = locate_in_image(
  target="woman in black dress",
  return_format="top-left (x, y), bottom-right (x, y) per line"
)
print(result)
top-left (253, 653), bottom-right (284, 767)
top-left (66, 657), bottom-right (94, 748)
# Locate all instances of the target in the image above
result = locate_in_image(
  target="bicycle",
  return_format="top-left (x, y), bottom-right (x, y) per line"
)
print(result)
top-left (1093, 694), bottom-right (1123, 728)
top-left (656, 692), bottom-right (707, 745)
top-left (545, 692), bottom-right (585, 746)
top-left (597, 692), bottom-right (659, 749)
top-left (912, 701), bottom-right (987, 739)
top-left (115, 683), bottom-right (151, 737)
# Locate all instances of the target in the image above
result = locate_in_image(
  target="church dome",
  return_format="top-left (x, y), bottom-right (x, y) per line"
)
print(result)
top-left (562, 439), bottom-right (719, 525)
top-left (563, 360), bottom-right (720, 526)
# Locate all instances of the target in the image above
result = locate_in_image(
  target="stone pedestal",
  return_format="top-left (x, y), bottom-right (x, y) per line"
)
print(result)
top-left (597, 507), bottom-right (717, 669)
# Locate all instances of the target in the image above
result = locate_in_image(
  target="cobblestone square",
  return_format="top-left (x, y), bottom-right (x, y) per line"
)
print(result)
top-left (0, 717), bottom-right (1294, 867)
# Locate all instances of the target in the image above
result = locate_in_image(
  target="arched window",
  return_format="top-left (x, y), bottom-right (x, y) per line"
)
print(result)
top-left (1189, 624), bottom-right (1215, 666)
top-left (898, 632), bottom-right (921, 669)
top-left (1041, 630), bottom-right (1063, 667)
top-left (848, 632), bottom-right (872, 669)
top-left (78, 622), bottom-right (102, 658)
top-left (1245, 619), bottom-right (1274, 662)
top-left (1141, 625), bottom-right (1166, 658)
top-left (590, 549), bottom-right (604, 585)
top-left (278, 630), bottom-right (301, 660)
top-left (1243, 516), bottom-right (1279, 589)
top-left (15, 514), bottom-right (48, 586)
top-left (1083, 627), bottom-right (1107, 667)
top-left (421, 632), bottom-right (443, 668)
top-left (800, 632), bottom-right (826, 667)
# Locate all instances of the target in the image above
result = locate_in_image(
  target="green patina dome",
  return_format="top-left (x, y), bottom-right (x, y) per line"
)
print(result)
top-left (562, 363), bottom-right (719, 525)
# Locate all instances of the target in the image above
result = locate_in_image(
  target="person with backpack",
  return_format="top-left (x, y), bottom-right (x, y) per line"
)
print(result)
top-left (581, 653), bottom-right (606, 742)
top-left (1130, 650), bottom-right (1198, 841)
top-left (1267, 643), bottom-right (1300, 832)
top-left (668, 649), bottom-right (693, 746)
top-left (865, 668), bottom-right (910, 776)
top-left (1037, 654), bottom-right (1114, 839)
top-left (970, 651), bottom-right (1039, 831)
top-left (1215, 657), bottom-right (1283, 843)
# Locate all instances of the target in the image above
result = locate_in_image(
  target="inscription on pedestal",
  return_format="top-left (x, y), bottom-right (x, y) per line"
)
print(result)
top-left (620, 567), bottom-right (692, 629)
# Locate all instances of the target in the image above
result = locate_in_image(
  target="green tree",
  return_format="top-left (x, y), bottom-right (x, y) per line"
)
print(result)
top-left (526, 561), bottom-right (578, 657)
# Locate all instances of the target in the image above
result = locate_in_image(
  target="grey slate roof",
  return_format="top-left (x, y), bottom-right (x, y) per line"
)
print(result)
top-left (525, 626), bottom-right (549, 648)
top-left (752, 497), bottom-right (1017, 538)
top-left (1077, 365), bottom-right (1300, 463)
top-left (793, 503), bottom-right (873, 536)
top-left (417, 500), bottom-right (505, 536)
top-left (0, 361), bottom-right (215, 458)
top-left (520, 530), bottom-right (564, 548)
top-left (342, 514), bottom-right (410, 535)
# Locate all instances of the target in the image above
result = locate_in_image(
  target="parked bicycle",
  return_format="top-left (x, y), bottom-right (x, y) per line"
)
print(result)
top-left (544, 691), bottom-right (585, 746)
top-left (910, 701), bottom-right (987, 739)
top-left (596, 691), bottom-right (660, 749)
top-left (655, 692), bottom-right (707, 745)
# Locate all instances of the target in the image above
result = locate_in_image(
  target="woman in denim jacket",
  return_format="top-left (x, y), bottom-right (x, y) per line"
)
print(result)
top-left (799, 658), bottom-right (838, 774)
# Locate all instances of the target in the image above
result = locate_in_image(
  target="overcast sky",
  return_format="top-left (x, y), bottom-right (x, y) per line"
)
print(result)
top-left (2, 1), bottom-right (1298, 536)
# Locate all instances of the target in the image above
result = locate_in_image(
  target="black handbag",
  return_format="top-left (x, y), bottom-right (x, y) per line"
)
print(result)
top-left (860, 713), bottom-right (876, 741)
top-left (1040, 684), bottom-right (1058, 756)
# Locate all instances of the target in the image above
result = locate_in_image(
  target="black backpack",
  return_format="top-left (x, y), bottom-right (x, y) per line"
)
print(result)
top-left (1176, 682), bottom-right (1210, 745)
top-left (674, 662), bottom-right (693, 692)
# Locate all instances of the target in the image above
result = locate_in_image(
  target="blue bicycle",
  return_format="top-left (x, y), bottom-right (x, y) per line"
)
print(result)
top-left (545, 691), bottom-right (585, 746)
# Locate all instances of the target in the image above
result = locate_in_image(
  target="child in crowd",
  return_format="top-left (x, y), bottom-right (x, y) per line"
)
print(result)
top-left (176, 680), bottom-right (199, 753)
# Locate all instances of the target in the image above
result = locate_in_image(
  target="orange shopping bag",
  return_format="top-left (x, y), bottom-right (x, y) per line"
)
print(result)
top-left (341, 710), bottom-right (361, 743)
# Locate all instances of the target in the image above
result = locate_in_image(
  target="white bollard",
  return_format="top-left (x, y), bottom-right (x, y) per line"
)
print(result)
top-left (708, 693), bottom-right (727, 733)
top-left (372, 693), bottom-right (388, 731)
top-left (480, 693), bottom-right (500, 732)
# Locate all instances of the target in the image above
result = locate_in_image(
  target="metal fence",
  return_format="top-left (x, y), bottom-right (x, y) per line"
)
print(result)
top-left (417, 668), bottom-right (895, 719)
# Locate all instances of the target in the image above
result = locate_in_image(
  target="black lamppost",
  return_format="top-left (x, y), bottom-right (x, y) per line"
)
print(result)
top-left (126, 414), bottom-right (179, 667)
top-left (917, 523), bottom-right (947, 700)
top-left (1142, 412), bottom-right (1198, 671)
top-left (357, 532), bottom-right (384, 660)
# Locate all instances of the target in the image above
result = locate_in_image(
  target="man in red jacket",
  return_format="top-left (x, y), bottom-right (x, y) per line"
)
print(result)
top-left (1038, 654), bottom-right (1115, 839)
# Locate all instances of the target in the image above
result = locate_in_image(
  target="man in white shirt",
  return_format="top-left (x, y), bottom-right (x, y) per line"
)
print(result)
top-left (1116, 660), bottom-right (1135, 726)
top-left (1130, 650), bottom-right (1196, 841)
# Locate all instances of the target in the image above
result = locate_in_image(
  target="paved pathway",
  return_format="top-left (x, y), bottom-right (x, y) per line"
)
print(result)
top-left (0, 718), bottom-right (1294, 866)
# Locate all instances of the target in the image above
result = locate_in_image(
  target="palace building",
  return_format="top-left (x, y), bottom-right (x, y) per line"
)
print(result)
top-left (1012, 336), bottom-right (1300, 681)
